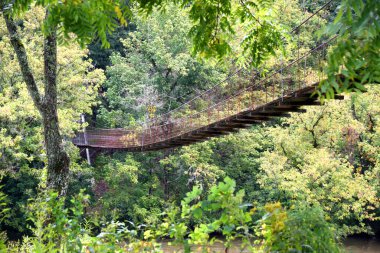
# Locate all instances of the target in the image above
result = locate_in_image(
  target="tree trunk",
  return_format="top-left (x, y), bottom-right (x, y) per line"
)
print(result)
top-left (41, 107), bottom-right (70, 195)
top-left (42, 16), bottom-right (70, 195)
top-left (3, 11), bottom-right (70, 196)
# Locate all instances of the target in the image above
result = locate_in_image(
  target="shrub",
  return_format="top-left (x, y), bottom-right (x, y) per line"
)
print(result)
top-left (257, 202), bottom-right (343, 253)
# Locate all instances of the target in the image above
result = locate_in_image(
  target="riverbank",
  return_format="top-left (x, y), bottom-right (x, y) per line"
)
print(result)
top-left (160, 236), bottom-right (380, 253)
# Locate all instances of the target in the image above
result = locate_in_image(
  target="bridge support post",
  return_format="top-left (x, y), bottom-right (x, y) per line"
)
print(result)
top-left (81, 114), bottom-right (91, 165)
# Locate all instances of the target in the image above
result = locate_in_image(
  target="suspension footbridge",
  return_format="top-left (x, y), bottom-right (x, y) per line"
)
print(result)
top-left (72, 1), bottom-right (347, 152)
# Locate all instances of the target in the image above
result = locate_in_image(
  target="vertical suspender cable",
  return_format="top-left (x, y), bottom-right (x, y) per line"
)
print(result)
top-left (81, 114), bottom-right (91, 165)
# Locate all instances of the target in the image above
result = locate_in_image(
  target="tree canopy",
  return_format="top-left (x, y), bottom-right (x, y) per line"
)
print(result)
top-left (0, 0), bottom-right (379, 251)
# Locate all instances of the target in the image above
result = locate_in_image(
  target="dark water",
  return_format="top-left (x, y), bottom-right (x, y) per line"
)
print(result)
top-left (344, 236), bottom-right (380, 253)
top-left (161, 236), bottom-right (380, 253)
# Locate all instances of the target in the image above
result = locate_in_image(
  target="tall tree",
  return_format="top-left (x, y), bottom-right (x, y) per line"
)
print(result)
top-left (0, 6), bottom-right (103, 235)
top-left (0, 0), bottom-right (126, 195)
top-left (2, 11), bottom-right (70, 195)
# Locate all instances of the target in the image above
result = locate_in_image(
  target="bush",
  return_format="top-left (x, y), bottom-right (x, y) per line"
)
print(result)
top-left (257, 202), bottom-right (343, 253)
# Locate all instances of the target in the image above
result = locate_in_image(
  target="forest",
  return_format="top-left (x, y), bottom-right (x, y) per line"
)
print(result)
top-left (0, 0), bottom-right (379, 252)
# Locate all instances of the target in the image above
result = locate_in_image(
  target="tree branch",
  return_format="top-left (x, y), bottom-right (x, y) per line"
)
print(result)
top-left (3, 13), bottom-right (43, 111)
top-left (311, 106), bottom-right (327, 129)
top-left (239, 0), bottom-right (262, 26)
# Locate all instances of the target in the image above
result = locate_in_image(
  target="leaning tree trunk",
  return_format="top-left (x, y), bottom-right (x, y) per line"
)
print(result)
top-left (3, 11), bottom-right (70, 196)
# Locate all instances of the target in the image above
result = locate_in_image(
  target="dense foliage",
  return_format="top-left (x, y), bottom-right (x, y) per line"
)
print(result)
top-left (319, 0), bottom-right (380, 98)
top-left (73, 86), bottom-right (380, 239)
top-left (98, 4), bottom-right (228, 127)
top-left (2, 0), bottom-right (284, 65)
top-left (0, 0), bottom-right (379, 251)
top-left (1, 179), bottom-right (343, 252)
